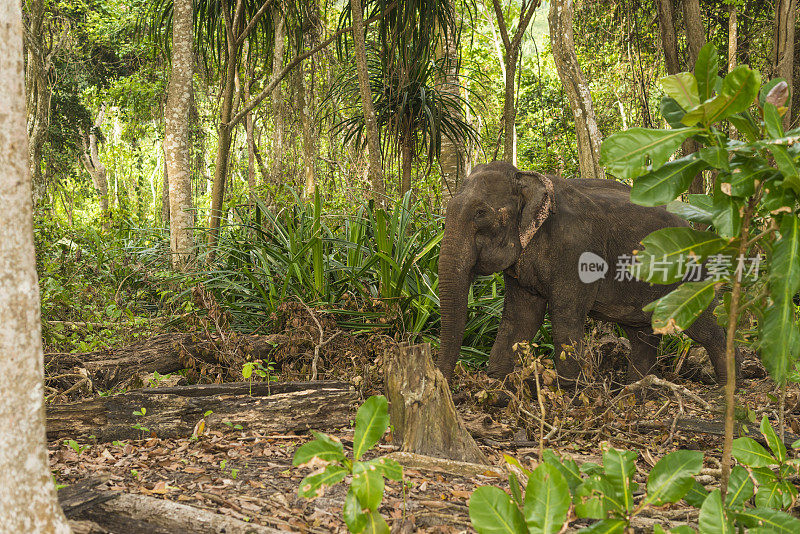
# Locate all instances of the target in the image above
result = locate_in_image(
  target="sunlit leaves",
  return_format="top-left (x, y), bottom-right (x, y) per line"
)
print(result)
top-left (601, 127), bottom-right (701, 180)
top-left (643, 280), bottom-right (718, 334)
top-left (681, 66), bottom-right (761, 126)
top-left (630, 154), bottom-right (707, 206)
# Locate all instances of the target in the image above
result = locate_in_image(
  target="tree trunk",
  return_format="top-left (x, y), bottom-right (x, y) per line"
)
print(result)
top-left (683, 0), bottom-right (706, 69)
top-left (351, 0), bottom-right (385, 206)
top-left (436, 5), bottom-right (463, 209)
top-left (728, 4), bottom-right (738, 71)
top-left (164, 0), bottom-right (194, 268)
top-left (161, 147), bottom-right (170, 226)
top-left (0, 3), bottom-right (71, 529)
top-left (681, 0), bottom-right (706, 193)
top-left (208, 3), bottom-right (242, 251)
top-left (401, 132), bottom-right (412, 196)
top-left (80, 106), bottom-right (110, 223)
top-left (384, 343), bottom-right (487, 464)
top-left (271, 10), bottom-right (286, 185)
top-left (297, 57), bottom-right (316, 200)
top-left (548, 0), bottom-right (604, 179)
top-left (655, 0), bottom-right (680, 75)
top-left (502, 48), bottom-right (518, 164)
top-left (772, 0), bottom-right (797, 129)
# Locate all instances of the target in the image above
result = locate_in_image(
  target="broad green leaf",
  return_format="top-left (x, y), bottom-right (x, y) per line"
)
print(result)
top-left (699, 147), bottom-right (730, 171)
top-left (711, 193), bottom-right (742, 238)
top-left (353, 395), bottom-right (389, 460)
top-left (351, 466), bottom-right (385, 510)
top-left (579, 462), bottom-right (604, 477)
top-left (661, 97), bottom-right (687, 129)
top-left (634, 227), bottom-right (727, 284)
top-left (761, 216), bottom-right (800, 383)
top-left (343, 489), bottom-right (369, 533)
top-left (666, 527), bottom-right (696, 534)
top-left (683, 479), bottom-right (709, 507)
top-left (768, 145), bottom-right (800, 195)
top-left (731, 437), bottom-right (776, 467)
top-left (726, 466), bottom-right (755, 508)
top-left (293, 432), bottom-right (346, 465)
top-left (468, 486), bottom-right (528, 534)
top-left (660, 73), bottom-right (700, 110)
top-left (764, 102), bottom-right (785, 139)
top-left (725, 158), bottom-right (771, 198)
top-left (644, 280), bottom-right (717, 334)
top-left (576, 519), bottom-right (627, 534)
top-left (760, 415), bottom-right (788, 463)
top-left (298, 464), bottom-right (348, 499)
top-left (682, 66), bottom-right (760, 126)
top-left (523, 464), bottom-right (571, 534)
top-left (630, 154), bottom-right (707, 206)
top-left (602, 448), bottom-right (636, 513)
top-left (363, 510), bottom-right (390, 534)
top-left (645, 450), bottom-right (703, 505)
top-left (694, 43), bottom-right (719, 102)
top-left (574, 476), bottom-right (617, 519)
top-left (542, 449), bottom-right (583, 493)
top-left (735, 507), bottom-right (800, 534)
top-left (698, 489), bottom-right (734, 534)
top-left (365, 457), bottom-right (403, 481)
top-left (601, 127), bottom-right (701, 180)
top-left (728, 112), bottom-right (760, 142)
top-left (667, 200), bottom-right (713, 224)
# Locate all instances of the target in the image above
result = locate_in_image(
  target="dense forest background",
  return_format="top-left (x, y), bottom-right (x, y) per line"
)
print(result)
top-left (24, 0), bottom-right (796, 362)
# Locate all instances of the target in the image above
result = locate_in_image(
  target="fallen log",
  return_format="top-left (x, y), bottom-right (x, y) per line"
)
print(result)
top-left (47, 381), bottom-right (357, 441)
top-left (45, 332), bottom-right (291, 389)
top-left (637, 417), bottom-right (800, 447)
top-left (384, 343), bottom-right (488, 465)
top-left (60, 478), bottom-right (288, 534)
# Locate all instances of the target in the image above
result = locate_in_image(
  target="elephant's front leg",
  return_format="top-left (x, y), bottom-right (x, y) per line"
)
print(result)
top-left (487, 275), bottom-right (547, 380)
top-left (549, 304), bottom-right (588, 384)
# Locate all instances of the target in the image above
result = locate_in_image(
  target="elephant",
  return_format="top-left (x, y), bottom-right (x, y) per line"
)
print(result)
top-left (436, 161), bottom-right (732, 386)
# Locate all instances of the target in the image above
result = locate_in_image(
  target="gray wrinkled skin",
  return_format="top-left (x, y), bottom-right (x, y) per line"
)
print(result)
top-left (437, 161), bottom-right (732, 386)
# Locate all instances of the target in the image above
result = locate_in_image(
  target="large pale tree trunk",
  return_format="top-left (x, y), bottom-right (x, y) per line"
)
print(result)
top-left (351, 0), bottom-right (385, 205)
top-left (0, 2), bottom-right (71, 530)
top-left (164, 0), bottom-right (194, 268)
top-left (548, 0), bottom-right (604, 179)
top-left (436, 3), bottom-right (463, 209)
top-left (772, 0), bottom-right (797, 129)
top-left (297, 52), bottom-right (317, 200)
top-left (80, 106), bottom-right (110, 223)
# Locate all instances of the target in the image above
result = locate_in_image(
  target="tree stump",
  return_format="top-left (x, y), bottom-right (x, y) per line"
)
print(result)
top-left (384, 343), bottom-right (487, 465)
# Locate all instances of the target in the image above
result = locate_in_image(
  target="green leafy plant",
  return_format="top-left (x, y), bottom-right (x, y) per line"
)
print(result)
top-left (293, 395), bottom-right (402, 533)
top-left (63, 439), bottom-right (90, 455)
top-left (242, 358), bottom-right (276, 395)
top-left (132, 406), bottom-right (150, 437)
top-left (601, 43), bottom-right (800, 497)
top-left (470, 418), bottom-right (800, 533)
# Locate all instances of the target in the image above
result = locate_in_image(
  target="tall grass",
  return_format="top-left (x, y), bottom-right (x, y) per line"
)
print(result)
top-left (188, 191), bottom-right (523, 365)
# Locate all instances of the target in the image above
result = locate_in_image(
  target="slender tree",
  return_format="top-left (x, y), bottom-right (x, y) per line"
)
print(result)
top-left (437, 0), bottom-right (463, 208)
top-left (164, 0), bottom-right (194, 267)
top-left (351, 0), bottom-right (385, 205)
top-left (0, 1), bottom-right (71, 530)
top-left (548, 0), bottom-right (604, 179)
top-left (772, 0), bottom-right (797, 128)
top-left (655, 0), bottom-right (680, 75)
top-left (490, 0), bottom-right (538, 164)
top-left (80, 106), bottom-right (110, 223)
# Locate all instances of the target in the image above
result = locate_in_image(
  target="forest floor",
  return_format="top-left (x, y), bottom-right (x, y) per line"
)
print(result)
top-left (46, 304), bottom-right (800, 532)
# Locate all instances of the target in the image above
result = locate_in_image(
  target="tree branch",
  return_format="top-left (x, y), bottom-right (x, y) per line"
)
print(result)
top-left (490, 0), bottom-right (512, 51)
top-left (235, 0), bottom-right (277, 47)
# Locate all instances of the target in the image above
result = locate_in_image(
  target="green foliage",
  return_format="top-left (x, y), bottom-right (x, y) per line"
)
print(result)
top-left (601, 49), bottom-right (800, 383)
top-left (293, 396), bottom-right (401, 533)
top-left (471, 418), bottom-right (800, 532)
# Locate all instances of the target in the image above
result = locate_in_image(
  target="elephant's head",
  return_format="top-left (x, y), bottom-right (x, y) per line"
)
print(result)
top-left (437, 161), bottom-right (555, 382)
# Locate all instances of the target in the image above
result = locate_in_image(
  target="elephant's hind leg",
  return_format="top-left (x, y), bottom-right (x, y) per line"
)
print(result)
top-left (487, 274), bottom-right (547, 380)
top-left (621, 326), bottom-right (660, 382)
top-left (685, 309), bottom-right (735, 385)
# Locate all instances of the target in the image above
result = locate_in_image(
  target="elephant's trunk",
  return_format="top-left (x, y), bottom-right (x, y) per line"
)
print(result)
top-left (437, 210), bottom-right (476, 382)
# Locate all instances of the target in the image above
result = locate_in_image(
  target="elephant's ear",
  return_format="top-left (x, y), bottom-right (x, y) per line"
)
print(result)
top-left (515, 171), bottom-right (555, 249)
